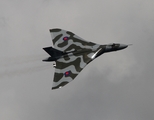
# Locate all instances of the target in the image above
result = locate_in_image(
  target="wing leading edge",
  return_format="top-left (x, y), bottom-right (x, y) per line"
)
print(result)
top-left (52, 50), bottom-right (94, 89)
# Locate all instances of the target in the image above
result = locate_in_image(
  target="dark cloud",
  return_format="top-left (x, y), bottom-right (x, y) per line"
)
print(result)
top-left (0, 0), bottom-right (154, 120)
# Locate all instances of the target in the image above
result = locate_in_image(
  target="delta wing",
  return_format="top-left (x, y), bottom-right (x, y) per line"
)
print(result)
top-left (50, 29), bottom-right (102, 89)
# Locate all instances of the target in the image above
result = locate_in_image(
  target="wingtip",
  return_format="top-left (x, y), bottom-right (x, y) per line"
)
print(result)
top-left (51, 86), bottom-right (62, 90)
top-left (49, 28), bottom-right (61, 32)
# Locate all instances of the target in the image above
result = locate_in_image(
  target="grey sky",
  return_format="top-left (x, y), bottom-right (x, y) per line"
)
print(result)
top-left (0, 0), bottom-right (154, 120)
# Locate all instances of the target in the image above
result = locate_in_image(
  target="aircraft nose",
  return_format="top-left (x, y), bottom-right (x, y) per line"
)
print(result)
top-left (119, 44), bottom-right (128, 50)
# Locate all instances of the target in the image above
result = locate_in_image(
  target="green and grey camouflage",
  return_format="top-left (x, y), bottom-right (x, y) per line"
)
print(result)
top-left (43, 28), bottom-right (129, 90)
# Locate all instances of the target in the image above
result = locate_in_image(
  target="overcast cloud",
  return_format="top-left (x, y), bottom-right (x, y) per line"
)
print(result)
top-left (0, 0), bottom-right (154, 120)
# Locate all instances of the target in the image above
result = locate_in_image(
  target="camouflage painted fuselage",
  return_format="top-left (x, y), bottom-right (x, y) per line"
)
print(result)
top-left (43, 28), bottom-right (128, 89)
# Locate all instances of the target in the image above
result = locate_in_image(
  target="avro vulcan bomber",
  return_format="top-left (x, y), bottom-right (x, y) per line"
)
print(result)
top-left (43, 28), bottom-right (129, 89)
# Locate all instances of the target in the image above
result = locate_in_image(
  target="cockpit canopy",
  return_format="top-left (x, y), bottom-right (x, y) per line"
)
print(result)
top-left (107, 43), bottom-right (119, 47)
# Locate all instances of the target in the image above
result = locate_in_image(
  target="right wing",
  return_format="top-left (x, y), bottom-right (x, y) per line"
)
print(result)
top-left (49, 28), bottom-right (100, 52)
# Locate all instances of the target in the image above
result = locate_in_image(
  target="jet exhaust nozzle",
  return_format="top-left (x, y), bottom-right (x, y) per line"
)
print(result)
top-left (42, 57), bottom-right (57, 62)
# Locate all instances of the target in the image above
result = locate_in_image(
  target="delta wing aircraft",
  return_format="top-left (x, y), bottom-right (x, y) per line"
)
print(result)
top-left (43, 28), bottom-right (129, 90)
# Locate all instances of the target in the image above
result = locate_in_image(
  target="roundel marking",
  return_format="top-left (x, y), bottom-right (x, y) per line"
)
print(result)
top-left (63, 36), bottom-right (69, 41)
top-left (64, 71), bottom-right (71, 77)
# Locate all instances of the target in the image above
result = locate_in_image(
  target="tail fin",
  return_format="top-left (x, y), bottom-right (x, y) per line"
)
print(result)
top-left (43, 47), bottom-right (64, 57)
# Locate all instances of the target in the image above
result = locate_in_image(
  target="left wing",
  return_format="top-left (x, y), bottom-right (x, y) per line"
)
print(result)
top-left (52, 50), bottom-right (93, 89)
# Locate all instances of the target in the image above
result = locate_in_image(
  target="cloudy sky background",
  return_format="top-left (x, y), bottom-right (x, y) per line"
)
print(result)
top-left (0, 0), bottom-right (154, 120)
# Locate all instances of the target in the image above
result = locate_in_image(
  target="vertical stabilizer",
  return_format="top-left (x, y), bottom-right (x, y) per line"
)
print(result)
top-left (43, 47), bottom-right (64, 57)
